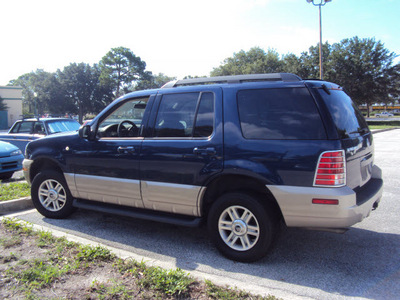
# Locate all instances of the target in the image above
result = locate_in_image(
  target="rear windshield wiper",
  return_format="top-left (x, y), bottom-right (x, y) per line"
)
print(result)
top-left (321, 84), bottom-right (331, 95)
top-left (349, 128), bottom-right (369, 135)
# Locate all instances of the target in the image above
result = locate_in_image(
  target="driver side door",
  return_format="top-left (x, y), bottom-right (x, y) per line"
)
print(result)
top-left (69, 95), bottom-right (154, 208)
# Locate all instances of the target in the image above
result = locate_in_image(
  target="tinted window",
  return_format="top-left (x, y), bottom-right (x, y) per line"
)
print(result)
top-left (15, 121), bottom-right (34, 133)
top-left (319, 90), bottom-right (368, 138)
top-left (194, 92), bottom-right (214, 137)
top-left (154, 93), bottom-right (198, 137)
top-left (33, 122), bottom-right (46, 134)
top-left (154, 92), bottom-right (215, 138)
top-left (238, 88), bottom-right (326, 140)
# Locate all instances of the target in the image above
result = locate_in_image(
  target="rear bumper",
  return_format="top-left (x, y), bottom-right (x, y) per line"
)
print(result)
top-left (267, 166), bottom-right (383, 228)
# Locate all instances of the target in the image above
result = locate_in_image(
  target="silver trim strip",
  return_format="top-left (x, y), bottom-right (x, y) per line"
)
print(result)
top-left (65, 173), bottom-right (143, 208)
top-left (64, 173), bottom-right (205, 216)
top-left (141, 180), bottom-right (205, 217)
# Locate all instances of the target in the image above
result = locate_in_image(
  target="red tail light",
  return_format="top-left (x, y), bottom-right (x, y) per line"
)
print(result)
top-left (313, 150), bottom-right (346, 187)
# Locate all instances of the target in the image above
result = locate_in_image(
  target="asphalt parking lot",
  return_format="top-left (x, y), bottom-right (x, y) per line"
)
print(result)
top-left (5, 129), bottom-right (400, 300)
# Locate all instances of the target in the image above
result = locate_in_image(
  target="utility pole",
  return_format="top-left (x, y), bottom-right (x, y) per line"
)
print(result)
top-left (306, 0), bottom-right (332, 80)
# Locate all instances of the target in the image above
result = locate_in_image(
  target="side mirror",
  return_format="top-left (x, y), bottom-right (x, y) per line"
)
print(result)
top-left (79, 125), bottom-right (93, 140)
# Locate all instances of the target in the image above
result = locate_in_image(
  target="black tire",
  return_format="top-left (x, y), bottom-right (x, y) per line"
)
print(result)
top-left (207, 192), bottom-right (278, 262)
top-left (31, 170), bottom-right (75, 219)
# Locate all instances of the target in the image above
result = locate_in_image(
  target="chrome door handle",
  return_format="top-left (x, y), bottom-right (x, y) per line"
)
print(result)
top-left (193, 147), bottom-right (216, 156)
top-left (117, 146), bottom-right (135, 154)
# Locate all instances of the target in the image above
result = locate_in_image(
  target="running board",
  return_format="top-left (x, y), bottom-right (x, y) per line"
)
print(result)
top-left (73, 199), bottom-right (202, 228)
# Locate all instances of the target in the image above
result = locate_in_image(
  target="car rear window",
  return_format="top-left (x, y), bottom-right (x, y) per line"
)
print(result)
top-left (237, 87), bottom-right (327, 140)
top-left (318, 89), bottom-right (368, 138)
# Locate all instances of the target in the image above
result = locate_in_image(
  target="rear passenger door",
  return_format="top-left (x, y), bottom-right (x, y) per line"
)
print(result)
top-left (140, 87), bottom-right (223, 217)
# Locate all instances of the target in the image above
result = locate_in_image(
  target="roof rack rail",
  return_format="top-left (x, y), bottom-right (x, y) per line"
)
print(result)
top-left (20, 114), bottom-right (40, 121)
top-left (161, 73), bottom-right (301, 88)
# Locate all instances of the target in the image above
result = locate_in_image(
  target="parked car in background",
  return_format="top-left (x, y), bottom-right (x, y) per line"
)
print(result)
top-left (375, 111), bottom-right (394, 117)
top-left (0, 140), bottom-right (24, 180)
top-left (0, 118), bottom-right (81, 153)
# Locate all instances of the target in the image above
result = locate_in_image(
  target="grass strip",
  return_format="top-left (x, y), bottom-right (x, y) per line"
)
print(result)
top-left (369, 125), bottom-right (399, 130)
top-left (1, 218), bottom-right (279, 299)
top-left (0, 182), bottom-right (30, 202)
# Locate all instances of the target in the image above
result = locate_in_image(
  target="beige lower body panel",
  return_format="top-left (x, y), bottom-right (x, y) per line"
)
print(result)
top-left (64, 173), bottom-right (143, 208)
top-left (64, 173), bottom-right (205, 217)
top-left (141, 181), bottom-right (205, 217)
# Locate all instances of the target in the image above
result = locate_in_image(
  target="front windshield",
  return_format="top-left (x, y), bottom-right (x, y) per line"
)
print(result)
top-left (47, 120), bottom-right (81, 134)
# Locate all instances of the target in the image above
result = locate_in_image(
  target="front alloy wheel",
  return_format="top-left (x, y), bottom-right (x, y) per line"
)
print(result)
top-left (31, 170), bottom-right (75, 219)
top-left (38, 178), bottom-right (67, 212)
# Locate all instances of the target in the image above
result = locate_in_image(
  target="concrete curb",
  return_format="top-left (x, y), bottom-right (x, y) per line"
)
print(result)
top-left (0, 197), bottom-right (33, 214)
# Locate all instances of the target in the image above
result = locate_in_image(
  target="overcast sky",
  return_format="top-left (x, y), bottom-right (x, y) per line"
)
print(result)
top-left (1, 0), bottom-right (399, 85)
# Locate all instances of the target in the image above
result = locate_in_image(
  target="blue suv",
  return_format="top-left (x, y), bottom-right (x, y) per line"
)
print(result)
top-left (23, 73), bottom-right (383, 262)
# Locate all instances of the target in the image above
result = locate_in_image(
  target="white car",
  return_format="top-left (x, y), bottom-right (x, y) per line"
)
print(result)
top-left (375, 111), bottom-right (394, 117)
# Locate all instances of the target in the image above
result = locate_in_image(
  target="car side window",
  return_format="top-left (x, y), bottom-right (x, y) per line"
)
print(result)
top-left (14, 121), bottom-right (34, 134)
top-left (97, 97), bottom-right (148, 138)
top-left (10, 123), bottom-right (21, 133)
top-left (237, 88), bottom-right (326, 140)
top-left (154, 92), bottom-right (214, 138)
top-left (33, 122), bottom-right (46, 134)
top-left (194, 92), bottom-right (214, 137)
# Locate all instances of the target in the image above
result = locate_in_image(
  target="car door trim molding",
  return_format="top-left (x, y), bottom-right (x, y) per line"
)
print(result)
top-left (64, 173), bottom-right (143, 208)
top-left (64, 173), bottom-right (206, 216)
top-left (141, 180), bottom-right (205, 217)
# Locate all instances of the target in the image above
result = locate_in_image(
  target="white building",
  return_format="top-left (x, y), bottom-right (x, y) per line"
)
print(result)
top-left (0, 86), bottom-right (23, 129)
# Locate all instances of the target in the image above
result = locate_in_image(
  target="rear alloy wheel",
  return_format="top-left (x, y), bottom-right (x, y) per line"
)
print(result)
top-left (31, 170), bottom-right (75, 219)
top-left (208, 192), bottom-right (277, 262)
top-left (218, 205), bottom-right (260, 252)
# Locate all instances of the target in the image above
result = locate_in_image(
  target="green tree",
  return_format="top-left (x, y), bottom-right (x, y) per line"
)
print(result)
top-left (211, 47), bottom-right (283, 76)
top-left (386, 63), bottom-right (400, 106)
top-left (100, 47), bottom-right (147, 97)
top-left (9, 70), bottom-right (57, 116)
top-left (328, 37), bottom-right (399, 114)
top-left (286, 42), bottom-right (331, 79)
top-left (281, 53), bottom-right (303, 77)
top-left (58, 63), bottom-right (113, 123)
top-left (134, 72), bottom-right (176, 90)
top-left (0, 96), bottom-right (8, 111)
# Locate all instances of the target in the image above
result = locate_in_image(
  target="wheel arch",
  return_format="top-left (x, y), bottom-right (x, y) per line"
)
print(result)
top-left (201, 174), bottom-right (283, 221)
top-left (29, 157), bottom-right (64, 183)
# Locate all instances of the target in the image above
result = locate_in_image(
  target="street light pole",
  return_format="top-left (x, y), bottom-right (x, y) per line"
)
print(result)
top-left (33, 92), bottom-right (38, 117)
top-left (306, 0), bottom-right (331, 80)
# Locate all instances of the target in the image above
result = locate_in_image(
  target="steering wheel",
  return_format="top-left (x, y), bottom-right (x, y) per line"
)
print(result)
top-left (117, 120), bottom-right (138, 137)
